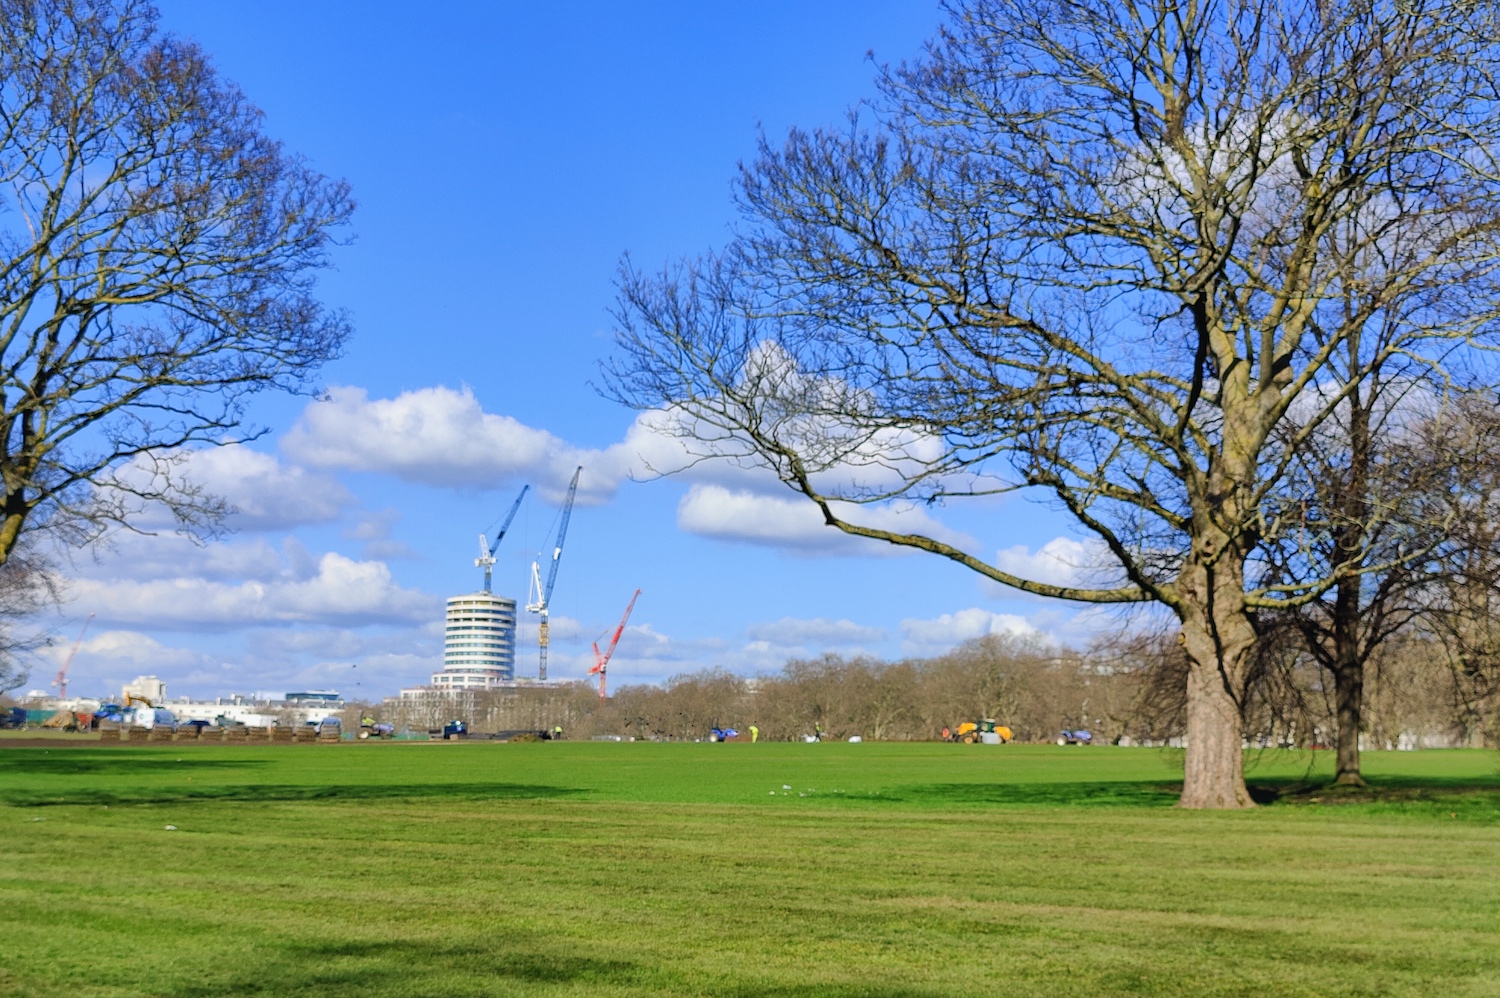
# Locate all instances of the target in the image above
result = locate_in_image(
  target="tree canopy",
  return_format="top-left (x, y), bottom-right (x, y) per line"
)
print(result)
top-left (0, 0), bottom-right (353, 562)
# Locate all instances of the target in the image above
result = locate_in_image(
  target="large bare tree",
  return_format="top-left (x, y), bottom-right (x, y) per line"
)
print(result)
top-left (608, 0), bottom-right (1500, 807)
top-left (0, 0), bottom-right (352, 562)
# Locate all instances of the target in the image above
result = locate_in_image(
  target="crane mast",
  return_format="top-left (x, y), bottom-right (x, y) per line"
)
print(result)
top-left (525, 466), bottom-right (581, 681)
top-left (52, 612), bottom-right (93, 701)
top-left (590, 589), bottom-right (641, 700)
top-left (476, 485), bottom-right (529, 592)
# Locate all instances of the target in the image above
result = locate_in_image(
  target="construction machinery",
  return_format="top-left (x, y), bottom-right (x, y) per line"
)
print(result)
top-left (589, 589), bottom-right (641, 700)
top-left (51, 611), bottom-right (93, 700)
top-left (358, 714), bottom-right (395, 739)
top-left (952, 719), bottom-right (1013, 744)
top-left (526, 466), bottom-right (581, 681)
top-left (475, 485), bottom-right (528, 592)
top-left (40, 709), bottom-right (88, 731)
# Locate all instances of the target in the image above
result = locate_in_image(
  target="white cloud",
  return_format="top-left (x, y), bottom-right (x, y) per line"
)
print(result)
top-left (114, 444), bottom-right (353, 532)
top-left (70, 534), bottom-right (290, 584)
top-left (994, 537), bottom-right (1119, 589)
top-left (69, 552), bottom-right (438, 631)
top-left (744, 617), bottom-right (887, 646)
top-left (50, 629), bottom-right (207, 669)
top-left (187, 445), bottom-right (354, 530)
top-left (279, 386), bottom-right (985, 542)
top-left (900, 608), bottom-right (1047, 654)
top-left (281, 385), bottom-right (646, 504)
top-left (675, 484), bottom-right (976, 555)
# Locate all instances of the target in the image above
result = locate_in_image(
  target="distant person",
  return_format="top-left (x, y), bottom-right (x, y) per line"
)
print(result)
top-left (749, 725), bottom-right (759, 743)
top-left (553, 725), bottom-right (563, 741)
top-left (941, 726), bottom-right (951, 741)
top-left (814, 722), bottom-right (825, 742)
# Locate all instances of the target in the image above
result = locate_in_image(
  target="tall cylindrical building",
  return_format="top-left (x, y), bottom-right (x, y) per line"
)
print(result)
top-left (432, 592), bottom-right (516, 689)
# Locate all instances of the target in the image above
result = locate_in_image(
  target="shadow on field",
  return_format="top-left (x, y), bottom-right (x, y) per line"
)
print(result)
top-left (161, 939), bottom-right (644, 996)
top-left (3, 781), bottom-right (582, 808)
top-left (891, 781), bottom-right (1183, 807)
top-left (1246, 777), bottom-right (1500, 812)
top-left (157, 936), bottom-right (942, 998)
top-left (0, 750), bottom-right (269, 775)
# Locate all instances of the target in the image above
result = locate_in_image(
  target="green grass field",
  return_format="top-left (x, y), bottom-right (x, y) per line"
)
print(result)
top-left (3, 741), bottom-right (1498, 997)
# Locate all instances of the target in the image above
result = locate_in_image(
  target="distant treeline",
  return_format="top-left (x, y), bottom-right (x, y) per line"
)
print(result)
top-left (379, 631), bottom-right (1498, 748)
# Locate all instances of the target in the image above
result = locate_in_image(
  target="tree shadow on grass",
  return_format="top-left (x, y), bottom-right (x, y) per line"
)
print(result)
top-left (161, 936), bottom-right (942, 998)
top-left (0, 750), bottom-right (270, 775)
top-left (162, 938), bottom-right (643, 996)
top-left (858, 779), bottom-right (1500, 815)
top-left (3, 781), bottom-right (583, 808)
top-left (1246, 777), bottom-right (1500, 813)
top-left (880, 781), bottom-right (1183, 808)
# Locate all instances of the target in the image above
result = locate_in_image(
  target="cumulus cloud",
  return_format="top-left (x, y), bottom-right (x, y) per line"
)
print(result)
top-left (67, 533), bottom-right (295, 584)
top-left (281, 385), bottom-right (665, 504)
top-left (114, 444), bottom-right (353, 532)
top-left (994, 537), bottom-right (1119, 589)
top-left (70, 552), bottom-right (438, 631)
top-left (54, 629), bottom-right (207, 669)
top-left (279, 385), bottom-right (985, 549)
top-left (189, 445), bottom-right (354, 530)
top-left (900, 608), bottom-right (1048, 654)
top-left (744, 617), bottom-right (887, 646)
top-left (675, 484), bottom-right (976, 555)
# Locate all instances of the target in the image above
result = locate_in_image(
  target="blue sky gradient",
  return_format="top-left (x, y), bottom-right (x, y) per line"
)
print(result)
top-left (39, 1), bottom-right (1117, 702)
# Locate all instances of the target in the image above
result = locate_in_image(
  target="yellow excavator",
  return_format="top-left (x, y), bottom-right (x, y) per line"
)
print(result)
top-left (953, 719), bottom-right (1012, 744)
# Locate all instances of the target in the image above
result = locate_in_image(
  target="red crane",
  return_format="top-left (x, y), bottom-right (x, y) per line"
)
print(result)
top-left (590, 590), bottom-right (641, 700)
top-left (52, 612), bottom-right (94, 701)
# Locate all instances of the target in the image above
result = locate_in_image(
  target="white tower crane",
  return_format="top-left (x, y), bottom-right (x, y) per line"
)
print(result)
top-left (525, 466), bottom-right (581, 682)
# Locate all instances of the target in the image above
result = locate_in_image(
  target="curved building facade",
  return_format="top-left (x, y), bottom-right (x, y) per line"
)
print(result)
top-left (434, 592), bottom-right (517, 689)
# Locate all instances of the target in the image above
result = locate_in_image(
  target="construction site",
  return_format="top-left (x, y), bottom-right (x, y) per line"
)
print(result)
top-left (5, 464), bottom-right (650, 744)
top-left (398, 466), bottom-right (642, 705)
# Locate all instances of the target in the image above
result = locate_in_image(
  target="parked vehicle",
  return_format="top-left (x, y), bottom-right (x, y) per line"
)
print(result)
top-left (1057, 728), bottom-right (1093, 746)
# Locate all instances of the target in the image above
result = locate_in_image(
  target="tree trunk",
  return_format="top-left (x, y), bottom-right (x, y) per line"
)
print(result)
top-left (1329, 381), bottom-right (1369, 786)
top-left (1181, 662), bottom-right (1253, 808)
top-left (1175, 549), bottom-right (1257, 809)
top-left (1331, 660), bottom-right (1365, 786)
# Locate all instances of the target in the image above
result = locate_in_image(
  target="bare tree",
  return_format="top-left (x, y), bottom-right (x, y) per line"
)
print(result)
top-left (0, 0), bottom-right (353, 562)
top-left (0, 542), bottom-right (57, 693)
top-left (607, 0), bottom-right (1500, 806)
top-left (1258, 387), bottom-right (1500, 783)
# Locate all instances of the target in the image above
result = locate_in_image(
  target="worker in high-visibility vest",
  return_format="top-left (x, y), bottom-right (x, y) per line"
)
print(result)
top-left (749, 725), bottom-right (759, 743)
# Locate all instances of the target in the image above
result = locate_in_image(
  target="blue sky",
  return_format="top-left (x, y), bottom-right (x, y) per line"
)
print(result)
top-left (42, 1), bottom-right (1116, 702)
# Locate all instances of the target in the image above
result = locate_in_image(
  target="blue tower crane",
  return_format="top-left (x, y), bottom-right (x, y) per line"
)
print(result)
top-left (475, 485), bottom-right (529, 593)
